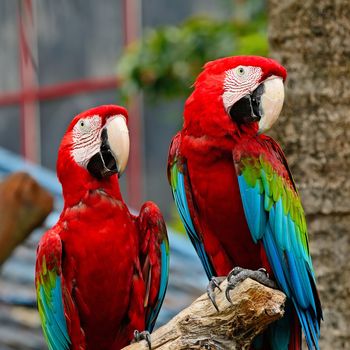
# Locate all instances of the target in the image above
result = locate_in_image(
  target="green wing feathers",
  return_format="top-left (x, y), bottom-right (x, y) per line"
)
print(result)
top-left (35, 230), bottom-right (71, 350)
top-left (234, 136), bottom-right (322, 350)
top-left (238, 154), bottom-right (309, 258)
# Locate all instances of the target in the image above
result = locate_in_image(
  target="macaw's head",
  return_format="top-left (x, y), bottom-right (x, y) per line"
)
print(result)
top-left (57, 105), bottom-right (129, 203)
top-left (184, 56), bottom-right (287, 137)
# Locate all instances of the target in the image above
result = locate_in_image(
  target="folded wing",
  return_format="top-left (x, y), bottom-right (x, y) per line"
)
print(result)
top-left (137, 202), bottom-right (169, 332)
top-left (167, 132), bottom-right (215, 279)
top-left (35, 228), bottom-right (72, 350)
top-left (233, 135), bottom-right (322, 350)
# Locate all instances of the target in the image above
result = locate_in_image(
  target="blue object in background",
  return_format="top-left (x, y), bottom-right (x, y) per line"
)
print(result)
top-left (0, 147), bottom-right (207, 350)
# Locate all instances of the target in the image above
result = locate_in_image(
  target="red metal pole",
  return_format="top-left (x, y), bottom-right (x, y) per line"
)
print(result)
top-left (0, 77), bottom-right (119, 106)
top-left (17, 0), bottom-right (39, 162)
top-left (122, 0), bottom-right (144, 209)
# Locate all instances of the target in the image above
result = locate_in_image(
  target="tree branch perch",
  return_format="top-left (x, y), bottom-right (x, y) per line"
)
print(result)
top-left (0, 172), bottom-right (53, 265)
top-left (123, 278), bottom-right (286, 350)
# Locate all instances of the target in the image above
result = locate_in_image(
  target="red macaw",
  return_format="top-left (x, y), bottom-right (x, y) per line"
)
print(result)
top-left (35, 105), bottom-right (169, 350)
top-left (168, 56), bottom-right (322, 350)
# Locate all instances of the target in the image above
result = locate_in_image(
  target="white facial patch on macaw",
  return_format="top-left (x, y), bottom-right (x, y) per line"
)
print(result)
top-left (258, 76), bottom-right (284, 133)
top-left (72, 115), bottom-right (102, 167)
top-left (222, 65), bottom-right (263, 111)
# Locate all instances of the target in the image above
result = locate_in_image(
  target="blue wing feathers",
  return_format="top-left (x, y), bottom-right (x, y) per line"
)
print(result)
top-left (306, 311), bottom-right (319, 346)
top-left (295, 306), bottom-right (316, 350)
top-left (238, 176), bottom-right (266, 242)
top-left (53, 278), bottom-right (70, 341)
top-left (287, 215), bottom-right (300, 256)
top-left (282, 213), bottom-right (290, 251)
top-left (286, 251), bottom-right (308, 309)
top-left (259, 196), bottom-right (267, 240)
top-left (146, 238), bottom-right (169, 332)
top-left (171, 164), bottom-right (214, 279)
top-left (39, 276), bottom-right (70, 350)
top-left (274, 199), bottom-right (283, 248)
top-left (262, 224), bottom-right (290, 296)
top-left (159, 241), bottom-right (169, 303)
top-left (236, 152), bottom-right (321, 350)
top-left (263, 219), bottom-right (320, 350)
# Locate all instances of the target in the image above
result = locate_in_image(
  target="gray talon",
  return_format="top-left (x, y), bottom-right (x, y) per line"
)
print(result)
top-left (225, 267), bottom-right (277, 303)
top-left (133, 330), bottom-right (151, 350)
top-left (225, 285), bottom-right (233, 304)
top-left (207, 276), bottom-right (225, 312)
top-left (211, 277), bottom-right (222, 291)
top-left (228, 266), bottom-right (244, 278)
top-left (258, 267), bottom-right (269, 279)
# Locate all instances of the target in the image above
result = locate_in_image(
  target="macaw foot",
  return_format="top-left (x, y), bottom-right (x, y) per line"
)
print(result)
top-left (133, 330), bottom-right (151, 350)
top-left (225, 267), bottom-right (277, 303)
top-left (207, 276), bottom-right (226, 311)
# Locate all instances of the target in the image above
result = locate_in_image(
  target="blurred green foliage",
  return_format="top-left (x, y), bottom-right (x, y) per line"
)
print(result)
top-left (117, 14), bottom-right (268, 102)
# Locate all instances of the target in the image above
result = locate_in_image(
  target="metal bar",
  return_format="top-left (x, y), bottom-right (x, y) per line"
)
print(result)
top-left (17, 0), bottom-right (39, 162)
top-left (122, 0), bottom-right (143, 209)
top-left (0, 76), bottom-right (120, 106)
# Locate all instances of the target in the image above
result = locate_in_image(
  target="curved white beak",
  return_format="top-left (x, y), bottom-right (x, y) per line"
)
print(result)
top-left (258, 76), bottom-right (285, 133)
top-left (106, 115), bottom-right (130, 175)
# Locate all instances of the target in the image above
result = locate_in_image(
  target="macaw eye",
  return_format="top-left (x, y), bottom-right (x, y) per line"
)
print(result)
top-left (235, 66), bottom-right (246, 77)
top-left (77, 119), bottom-right (91, 133)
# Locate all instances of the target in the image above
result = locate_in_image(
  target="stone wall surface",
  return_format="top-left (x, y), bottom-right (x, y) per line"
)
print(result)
top-left (268, 1), bottom-right (350, 348)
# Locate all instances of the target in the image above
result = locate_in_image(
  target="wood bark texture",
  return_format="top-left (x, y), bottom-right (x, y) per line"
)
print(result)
top-left (268, 1), bottom-right (350, 349)
top-left (122, 279), bottom-right (286, 350)
top-left (0, 172), bottom-right (54, 265)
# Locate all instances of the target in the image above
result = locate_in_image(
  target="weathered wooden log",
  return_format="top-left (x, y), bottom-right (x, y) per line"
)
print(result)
top-left (0, 172), bottom-right (54, 265)
top-left (123, 278), bottom-right (286, 350)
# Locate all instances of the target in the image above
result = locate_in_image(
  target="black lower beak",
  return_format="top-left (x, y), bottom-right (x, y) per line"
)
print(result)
top-left (229, 83), bottom-right (264, 124)
top-left (87, 128), bottom-right (118, 179)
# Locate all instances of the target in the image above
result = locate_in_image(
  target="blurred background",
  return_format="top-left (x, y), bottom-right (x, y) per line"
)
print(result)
top-left (0, 0), bottom-right (267, 217)
top-left (0, 0), bottom-right (349, 349)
